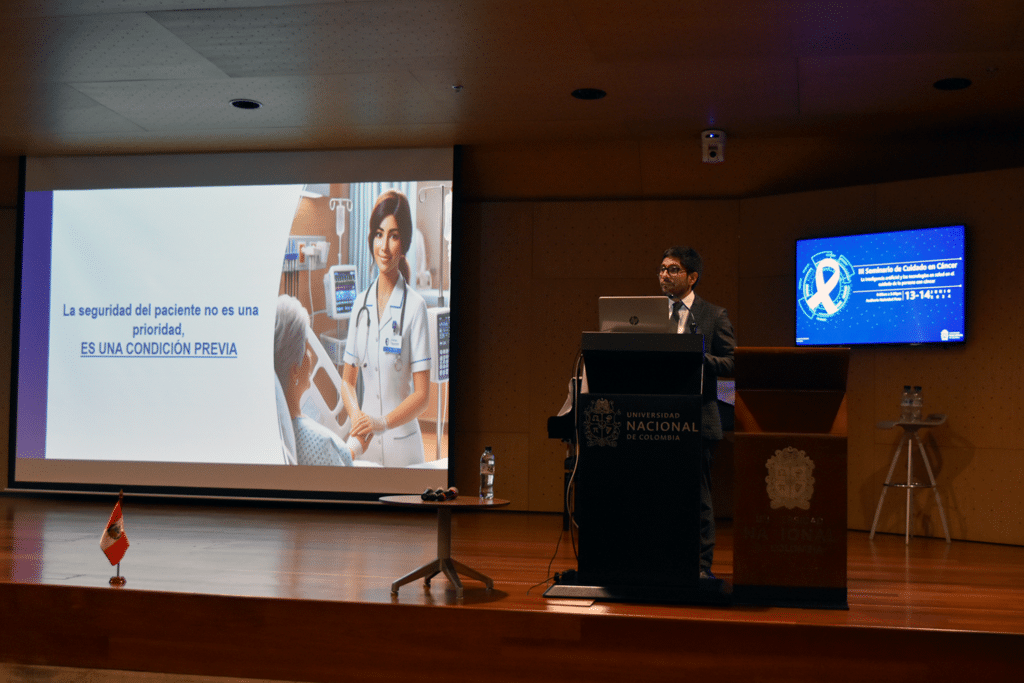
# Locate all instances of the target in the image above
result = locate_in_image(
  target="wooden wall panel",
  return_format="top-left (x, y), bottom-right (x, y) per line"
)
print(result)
top-left (860, 443), bottom-right (1024, 545)
top-left (873, 168), bottom-right (1024, 451)
top-left (737, 183), bottom-right (878, 281)
top-left (843, 349), bottom-right (878, 531)
top-left (460, 137), bottom-right (1024, 202)
top-left (737, 185), bottom-right (881, 536)
top-left (527, 277), bottom-right (599, 511)
top-left (864, 168), bottom-right (1024, 544)
top-left (736, 185), bottom-right (876, 347)
top-left (739, 167), bottom-right (1024, 546)
top-left (0, 157), bottom-right (17, 209)
top-left (461, 141), bottom-right (644, 200)
top-left (637, 137), bottom-right (851, 199)
top-left (635, 200), bottom-right (742, 316)
top-left (449, 430), bottom-right (531, 509)
top-left (453, 199), bottom-right (741, 513)
top-left (530, 200), bottom-right (740, 511)
top-left (736, 273), bottom-right (791, 347)
top-left (453, 202), bottom-right (534, 435)
top-left (448, 202), bottom-right (534, 508)
top-left (4, 149), bottom-right (1023, 545)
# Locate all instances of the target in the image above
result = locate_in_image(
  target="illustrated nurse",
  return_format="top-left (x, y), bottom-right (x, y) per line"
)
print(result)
top-left (341, 190), bottom-right (431, 467)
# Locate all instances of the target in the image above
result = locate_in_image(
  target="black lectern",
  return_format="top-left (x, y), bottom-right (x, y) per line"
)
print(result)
top-left (547, 332), bottom-right (713, 602)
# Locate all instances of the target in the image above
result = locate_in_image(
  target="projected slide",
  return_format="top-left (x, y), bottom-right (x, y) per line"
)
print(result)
top-left (40, 186), bottom-right (293, 464)
top-left (796, 225), bottom-right (966, 346)
top-left (13, 149), bottom-right (454, 496)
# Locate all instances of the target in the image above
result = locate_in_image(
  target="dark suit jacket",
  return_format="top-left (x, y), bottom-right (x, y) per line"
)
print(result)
top-left (685, 294), bottom-right (736, 441)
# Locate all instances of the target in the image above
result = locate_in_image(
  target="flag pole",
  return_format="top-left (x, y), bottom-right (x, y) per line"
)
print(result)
top-left (109, 489), bottom-right (127, 586)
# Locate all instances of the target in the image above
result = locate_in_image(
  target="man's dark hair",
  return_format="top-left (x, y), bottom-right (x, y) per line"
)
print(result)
top-left (662, 246), bottom-right (702, 287)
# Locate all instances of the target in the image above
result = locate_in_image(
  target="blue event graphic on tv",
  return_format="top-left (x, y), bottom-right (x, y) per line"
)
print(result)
top-left (796, 225), bottom-right (966, 346)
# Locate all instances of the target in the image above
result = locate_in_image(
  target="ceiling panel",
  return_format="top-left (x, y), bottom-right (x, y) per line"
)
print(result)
top-left (570, 0), bottom-right (799, 60)
top-left (800, 51), bottom-right (1024, 126)
top-left (784, 0), bottom-right (1024, 54)
top-left (68, 71), bottom-right (455, 133)
top-left (412, 55), bottom-right (798, 130)
top-left (38, 83), bottom-right (147, 135)
top-left (13, 1), bottom-right (324, 19)
top-left (411, 66), bottom-right (623, 123)
top-left (0, 0), bottom-right (1023, 180)
top-left (70, 77), bottom-right (319, 131)
top-left (596, 57), bottom-right (799, 128)
top-left (23, 124), bottom-right (317, 157)
top-left (303, 72), bottom-right (455, 126)
top-left (26, 12), bottom-right (226, 82)
top-left (571, 0), bottom-right (1024, 59)
top-left (0, 83), bottom-right (145, 136)
top-left (149, 0), bottom-right (592, 77)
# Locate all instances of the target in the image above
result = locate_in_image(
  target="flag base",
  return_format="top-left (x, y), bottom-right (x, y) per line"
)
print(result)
top-left (109, 575), bottom-right (126, 587)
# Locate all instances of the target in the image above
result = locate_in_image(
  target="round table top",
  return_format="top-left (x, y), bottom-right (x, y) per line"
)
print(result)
top-left (379, 494), bottom-right (511, 509)
top-left (877, 414), bottom-right (947, 430)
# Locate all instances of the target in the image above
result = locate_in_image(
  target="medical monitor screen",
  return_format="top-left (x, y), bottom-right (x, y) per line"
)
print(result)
top-left (11, 149), bottom-right (455, 499)
top-left (325, 266), bottom-right (358, 320)
top-left (428, 308), bottom-right (450, 384)
top-left (796, 225), bottom-right (966, 346)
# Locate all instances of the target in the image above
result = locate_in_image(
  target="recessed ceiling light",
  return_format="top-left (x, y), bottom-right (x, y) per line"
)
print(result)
top-left (933, 78), bottom-right (972, 91)
top-left (571, 88), bottom-right (606, 100)
top-left (230, 99), bottom-right (263, 110)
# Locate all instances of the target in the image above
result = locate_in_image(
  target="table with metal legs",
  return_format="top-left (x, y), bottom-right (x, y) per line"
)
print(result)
top-left (869, 415), bottom-right (951, 544)
top-left (380, 495), bottom-right (510, 599)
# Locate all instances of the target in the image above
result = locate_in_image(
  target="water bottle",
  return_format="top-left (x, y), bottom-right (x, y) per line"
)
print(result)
top-left (911, 386), bottom-right (923, 422)
top-left (900, 385), bottom-right (912, 422)
top-left (479, 446), bottom-right (495, 500)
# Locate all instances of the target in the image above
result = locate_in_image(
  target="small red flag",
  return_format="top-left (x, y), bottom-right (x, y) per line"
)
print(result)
top-left (100, 500), bottom-right (129, 566)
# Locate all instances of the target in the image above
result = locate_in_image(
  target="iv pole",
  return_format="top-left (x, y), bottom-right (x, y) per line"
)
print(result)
top-left (329, 198), bottom-right (353, 343)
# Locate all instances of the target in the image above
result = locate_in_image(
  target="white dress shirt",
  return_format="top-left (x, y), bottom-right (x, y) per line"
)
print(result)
top-left (669, 290), bottom-right (696, 333)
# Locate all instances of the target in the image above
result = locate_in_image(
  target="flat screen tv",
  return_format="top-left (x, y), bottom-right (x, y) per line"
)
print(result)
top-left (796, 225), bottom-right (966, 346)
top-left (10, 148), bottom-right (456, 500)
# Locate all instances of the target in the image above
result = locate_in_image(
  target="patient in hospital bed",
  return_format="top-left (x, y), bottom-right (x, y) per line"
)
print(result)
top-left (275, 295), bottom-right (369, 466)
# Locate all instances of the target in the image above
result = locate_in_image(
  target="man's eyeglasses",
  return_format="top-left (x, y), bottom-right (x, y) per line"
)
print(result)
top-left (658, 265), bottom-right (686, 275)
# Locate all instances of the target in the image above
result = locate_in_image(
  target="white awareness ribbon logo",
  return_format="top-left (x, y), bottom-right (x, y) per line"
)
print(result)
top-left (805, 258), bottom-right (842, 315)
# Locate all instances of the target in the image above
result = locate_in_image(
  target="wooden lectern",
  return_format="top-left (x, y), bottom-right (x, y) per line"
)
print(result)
top-left (731, 347), bottom-right (850, 609)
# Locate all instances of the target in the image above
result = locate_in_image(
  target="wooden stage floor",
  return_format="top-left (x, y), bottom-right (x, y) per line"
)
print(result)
top-left (2, 493), bottom-right (1023, 682)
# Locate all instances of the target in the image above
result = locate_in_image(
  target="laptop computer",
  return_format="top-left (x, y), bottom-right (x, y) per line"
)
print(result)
top-left (597, 296), bottom-right (676, 333)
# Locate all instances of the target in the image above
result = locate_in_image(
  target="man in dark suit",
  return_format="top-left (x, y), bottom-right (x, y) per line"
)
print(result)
top-left (659, 246), bottom-right (736, 579)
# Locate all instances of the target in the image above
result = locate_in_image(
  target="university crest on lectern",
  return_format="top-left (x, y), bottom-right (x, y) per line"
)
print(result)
top-left (583, 398), bottom-right (621, 448)
top-left (765, 447), bottom-right (816, 510)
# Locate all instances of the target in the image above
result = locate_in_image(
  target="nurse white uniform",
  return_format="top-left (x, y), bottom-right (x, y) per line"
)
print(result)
top-left (343, 274), bottom-right (431, 467)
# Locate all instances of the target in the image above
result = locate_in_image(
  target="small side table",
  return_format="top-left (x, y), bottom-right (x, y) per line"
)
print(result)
top-left (869, 414), bottom-right (951, 544)
top-left (380, 495), bottom-right (510, 598)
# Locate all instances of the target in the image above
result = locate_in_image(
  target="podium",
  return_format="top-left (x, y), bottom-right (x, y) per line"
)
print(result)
top-left (546, 332), bottom-right (717, 602)
top-left (731, 347), bottom-right (850, 609)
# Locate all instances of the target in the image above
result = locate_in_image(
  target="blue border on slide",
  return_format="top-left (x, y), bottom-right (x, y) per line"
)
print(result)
top-left (14, 190), bottom-right (52, 460)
